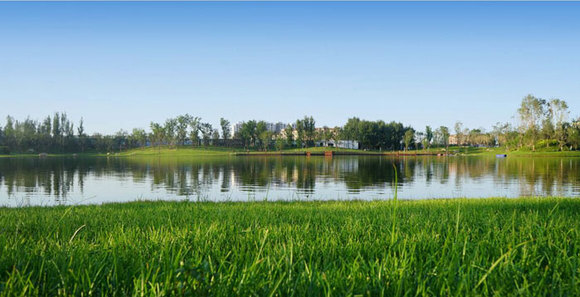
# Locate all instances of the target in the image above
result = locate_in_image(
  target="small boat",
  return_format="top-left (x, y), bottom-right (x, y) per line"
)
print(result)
top-left (496, 154), bottom-right (507, 158)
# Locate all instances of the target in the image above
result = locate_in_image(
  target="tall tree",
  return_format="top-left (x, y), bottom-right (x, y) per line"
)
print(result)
top-left (403, 129), bottom-right (415, 151)
top-left (163, 118), bottom-right (177, 146)
top-left (255, 121), bottom-right (267, 148)
top-left (150, 122), bottom-right (165, 150)
top-left (518, 94), bottom-right (545, 151)
top-left (78, 118), bottom-right (86, 152)
top-left (454, 122), bottom-right (464, 146)
top-left (437, 126), bottom-right (450, 150)
top-left (176, 114), bottom-right (192, 146)
top-left (284, 124), bottom-right (294, 147)
top-left (567, 119), bottom-right (580, 150)
top-left (200, 123), bottom-right (213, 146)
top-left (295, 119), bottom-right (305, 148)
top-left (425, 126), bottom-right (433, 149)
top-left (188, 117), bottom-right (201, 146)
top-left (238, 121), bottom-right (255, 148)
top-left (220, 118), bottom-right (231, 140)
top-left (302, 116), bottom-right (316, 147)
top-left (3, 116), bottom-right (15, 149)
top-left (130, 128), bottom-right (147, 148)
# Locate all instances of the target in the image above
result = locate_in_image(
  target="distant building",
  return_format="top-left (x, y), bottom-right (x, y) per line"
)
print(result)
top-left (316, 140), bottom-right (359, 150)
top-left (448, 134), bottom-right (458, 145)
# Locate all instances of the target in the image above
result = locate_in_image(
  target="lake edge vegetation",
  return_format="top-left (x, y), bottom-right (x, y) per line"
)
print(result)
top-left (1, 94), bottom-right (579, 155)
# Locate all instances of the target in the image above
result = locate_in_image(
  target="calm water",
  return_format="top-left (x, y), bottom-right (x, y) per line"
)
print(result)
top-left (1, 156), bottom-right (579, 207)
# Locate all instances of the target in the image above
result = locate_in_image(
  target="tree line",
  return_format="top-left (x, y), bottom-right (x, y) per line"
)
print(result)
top-left (0, 94), bottom-right (579, 154)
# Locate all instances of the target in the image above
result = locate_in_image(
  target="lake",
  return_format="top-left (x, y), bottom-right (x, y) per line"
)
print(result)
top-left (1, 155), bottom-right (579, 207)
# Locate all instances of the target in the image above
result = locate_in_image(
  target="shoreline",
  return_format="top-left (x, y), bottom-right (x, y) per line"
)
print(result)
top-left (1, 146), bottom-right (580, 158)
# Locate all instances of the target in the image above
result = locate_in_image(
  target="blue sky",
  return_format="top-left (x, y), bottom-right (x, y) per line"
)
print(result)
top-left (1, 2), bottom-right (579, 134)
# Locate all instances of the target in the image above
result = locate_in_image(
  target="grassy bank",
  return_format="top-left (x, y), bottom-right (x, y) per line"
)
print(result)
top-left (1, 145), bottom-right (580, 158)
top-left (1, 198), bottom-right (579, 296)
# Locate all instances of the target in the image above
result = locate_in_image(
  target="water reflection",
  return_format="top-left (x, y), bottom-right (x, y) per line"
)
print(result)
top-left (0, 156), bottom-right (579, 206)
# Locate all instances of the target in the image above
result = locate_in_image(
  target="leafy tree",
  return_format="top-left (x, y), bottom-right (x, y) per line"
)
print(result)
top-left (341, 117), bottom-right (361, 142)
top-left (52, 113), bottom-right (61, 144)
top-left (130, 128), bottom-right (147, 148)
top-left (275, 137), bottom-right (285, 151)
top-left (150, 122), bottom-right (165, 149)
top-left (518, 94), bottom-right (546, 151)
top-left (555, 122), bottom-right (569, 151)
top-left (302, 116), bottom-right (316, 147)
top-left (255, 121), bottom-right (267, 148)
top-left (295, 120), bottom-right (305, 148)
top-left (200, 123), bottom-right (213, 146)
top-left (403, 129), bottom-right (415, 151)
top-left (3, 116), bottom-right (15, 149)
top-left (567, 119), bottom-right (580, 150)
top-left (77, 118), bottom-right (86, 152)
top-left (237, 120), bottom-right (256, 148)
top-left (259, 130), bottom-right (273, 151)
top-left (163, 118), bottom-right (177, 147)
top-left (114, 130), bottom-right (128, 152)
top-left (212, 129), bottom-right (220, 141)
top-left (437, 126), bottom-right (450, 150)
top-left (425, 126), bottom-right (433, 149)
top-left (284, 124), bottom-right (294, 147)
top-left (188, 117), bottom-right (201, 146)
top-left (220, 118), bottom-right (231, 140)
top-left (176, 114), bottom-right (192, 146)
top-left (454, 122), bottom-right (464, 146)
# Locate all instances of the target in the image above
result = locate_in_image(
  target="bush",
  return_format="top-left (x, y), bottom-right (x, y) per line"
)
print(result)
top-left (536, 139), bottom-right (558, 148)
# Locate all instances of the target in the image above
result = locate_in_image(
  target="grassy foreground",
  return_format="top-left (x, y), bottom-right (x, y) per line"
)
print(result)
top-left (1, 198), bottom-right (579, 296)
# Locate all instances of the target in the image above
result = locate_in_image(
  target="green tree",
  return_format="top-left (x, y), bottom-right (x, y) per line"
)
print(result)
top-left (518, 94), bottom-right (546, 151)
top-left (255, 121), bottom-right (267, 148)
top-left (295, 119), bottom-right (305, 148)
top-left (150, 122), bottom-right (165, 150)
top-left (567, 119), bottom-right (580, 150)
top-left (425, 126), bottom-right (433, 149)
top-left (130, 128), bottom-right (147, 148)
top-left (403, 129), bottom-right (415, 151)
top-left (200, 123), bottom-right (213, 146)
top-left (259, 130), bottom-right (273, 151)
top-left (77, 118), bottom-right (86, 152)
top-left (188, 117), bottom-right (201, 146)
top-left (3, 116), bottom-right (15, 150)
top-left (437, 126), bottom-right (450, 150)
top-left (284, 124), bottom-right (294, 147)
top-left (454, 122), bottom-right (464, 146)
top-left (238, 121), bottom-right (256, 148)
top-left (220, 118), bottom-right (231, 140)
top-left (163, 118), bottom-right (177, 147)
top-left (302, 116), bottom-right (316, 147)
top-left (176, 114), bottom-right (192, 146)
top-left (555, 122), bottom-right (569, 151)
top-left (275, 137), bottom-right (285, 151)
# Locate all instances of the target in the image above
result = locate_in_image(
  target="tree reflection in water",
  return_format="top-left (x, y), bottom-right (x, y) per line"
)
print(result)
top-left (0, 156), bottom-right (579, 206)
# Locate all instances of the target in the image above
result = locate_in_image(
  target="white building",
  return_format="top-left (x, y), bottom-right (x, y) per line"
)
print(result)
top-left (315, 140), bottom-right (359, 150)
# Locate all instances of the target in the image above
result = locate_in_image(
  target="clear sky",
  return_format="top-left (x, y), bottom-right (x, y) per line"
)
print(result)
top-left (1, 2), bottom-right (579, 134)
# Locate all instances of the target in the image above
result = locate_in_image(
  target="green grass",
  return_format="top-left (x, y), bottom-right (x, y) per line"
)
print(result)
top-left (2, 145), bottom-right (579, 159)
top-left (1, 198), bottom-right (579, 296)
top-left (403, 146), bottom-right (580, 157)
top-left (115, 146), bottom-right (239, 158)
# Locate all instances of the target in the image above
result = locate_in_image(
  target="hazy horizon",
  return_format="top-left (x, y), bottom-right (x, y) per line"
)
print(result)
top-left (2, 2), bottom-right (579, 134)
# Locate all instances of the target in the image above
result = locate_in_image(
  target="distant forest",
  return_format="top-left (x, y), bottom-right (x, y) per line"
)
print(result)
top-left (0, 94), bottom-right (578, 154)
